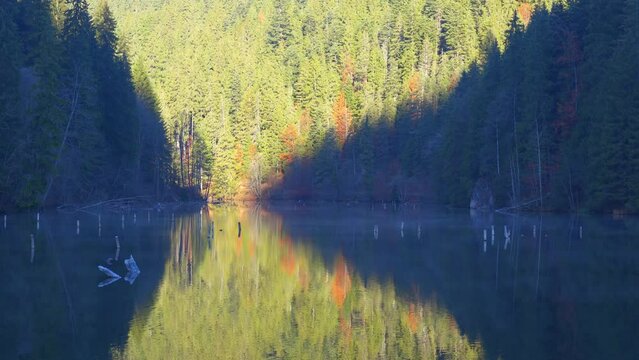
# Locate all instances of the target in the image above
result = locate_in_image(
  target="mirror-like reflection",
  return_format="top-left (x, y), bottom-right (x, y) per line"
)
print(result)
top-left (113, 208), bottom-right (483, 359)
top-left (2, 205), bottom-right (639, 359)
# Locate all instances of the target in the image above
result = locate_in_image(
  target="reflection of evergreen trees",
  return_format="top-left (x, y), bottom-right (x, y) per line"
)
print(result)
top-left (0, 0), bottom-right (168, 210)
top-left (0, 212), bottom-right (170, 359)
top-left (114, 207), bottom-right (483, 359)
top-left (272, 206), bottom-right (639, 360)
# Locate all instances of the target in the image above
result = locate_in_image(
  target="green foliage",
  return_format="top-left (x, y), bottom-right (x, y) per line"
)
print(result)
top-left (96, 0), bottom-right (501, 200)
top-left (432, 0), bottom-right (639, 213)
top-left (2, 0), bottom-right (637, 212)
top-left (0, 0), bottom-right (167, 210)
top-left (0, 3), bottom-right (22, 206)
top-left (111, 208), bottom-right (484, 359)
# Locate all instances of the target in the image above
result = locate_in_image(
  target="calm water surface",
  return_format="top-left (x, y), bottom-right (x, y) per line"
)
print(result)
top-left (1, 205), bottom-right (638, 359)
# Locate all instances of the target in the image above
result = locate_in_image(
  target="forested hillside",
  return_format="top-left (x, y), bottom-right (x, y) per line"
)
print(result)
top-left (0, 0), bottom-right (168, 210)
top-left (433, 0), bottom-right (639, 213)
top-left (1, 0), bottom-right (637, 213)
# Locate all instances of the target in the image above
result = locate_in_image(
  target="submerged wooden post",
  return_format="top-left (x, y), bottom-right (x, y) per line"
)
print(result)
top-left (3, 214), bottom-right (6, 229)
top-left (238, 222), bottom-right (242, 237)
top-left (133, 213), bottom-right (137, 224)
top-left (115, 236), bottom-right (120, 261)
top-left (76, 220), bottom-right (80, 235)
top-left (30, 234), bottom-right (35, 263)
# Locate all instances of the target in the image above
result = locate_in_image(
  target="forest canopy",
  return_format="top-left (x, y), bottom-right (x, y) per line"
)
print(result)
top-left (1, 0), bottom-right (637, 213)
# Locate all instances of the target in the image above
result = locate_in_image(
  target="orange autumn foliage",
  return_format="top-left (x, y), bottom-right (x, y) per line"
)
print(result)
top-left (280, 123), bottom-right (298, 165)
top-left (517, 3), bottom-right (533, 26)
top-left (234, 144), bottom-right (244, 166)
top-left (248, 143), bottom-right (258, 158)
top-left (299, 109), bottom-right (311, 134)
top-left (332, 92), bottom-right (352, 147)
top-left (408, 72), bottom-right (421, 101)
top-left (408, 72), bottom-right (422, 123)
top-left (341, 55), bottom-right (355, 84)
top-left (554, 30), bottom-right (582, 137)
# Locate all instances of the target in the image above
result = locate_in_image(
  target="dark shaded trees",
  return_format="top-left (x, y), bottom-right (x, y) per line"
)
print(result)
top-left (0, 0), bottom-right (168, 210)
top-left (3, 0), bottom-right (638, 213)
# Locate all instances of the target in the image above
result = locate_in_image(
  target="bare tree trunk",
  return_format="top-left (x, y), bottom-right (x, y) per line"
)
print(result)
top-left (535, 111), bottom-right (543, 210)
top-left (512, 92), bottom-right (521, 206)
top-left (510, 156), bottom-right (516, 206)
top-left (495, 118), bottom-right (500, 176)
top-left (41, 69), bottom-right (80, 206)
top-left (155, 156), bottom-right (160, 199)
top-left (352, 146), bottom-right (356, 177)
top-left (188, 112), bottom-right (193, 188)
top-left (568, 166), bottom-right (575, 210)
top-left (179, 122), bottom-right (184, 187)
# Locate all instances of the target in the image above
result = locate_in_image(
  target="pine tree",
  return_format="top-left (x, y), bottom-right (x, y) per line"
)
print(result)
top-left (93, 0), bottom-right (138, 167)
top-left (0, 3), bottom-right (22, 207)
top-left (268, 0), bottom-right (292, 50)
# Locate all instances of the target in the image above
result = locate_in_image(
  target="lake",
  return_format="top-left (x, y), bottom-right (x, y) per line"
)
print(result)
top-left (1, 204), bottom-right (638, 359)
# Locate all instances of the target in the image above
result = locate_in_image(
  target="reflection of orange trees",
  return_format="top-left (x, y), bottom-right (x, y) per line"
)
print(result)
top-left (235, 236), bottom-right (243, 256)
top-left (331, 255), bottom-right (352, 308)
top-left (338, 314), bottom-right (352, 341)
top-left (114, 209), bottom-right (484, 360)
top-left (279, 236), bottom-right (297, 275)
top-left (407, 303), bottom-right (419, 333)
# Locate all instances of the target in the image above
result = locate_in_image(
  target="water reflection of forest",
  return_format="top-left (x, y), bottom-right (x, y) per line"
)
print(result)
top-left (113, 207), bottom-right (483, 359)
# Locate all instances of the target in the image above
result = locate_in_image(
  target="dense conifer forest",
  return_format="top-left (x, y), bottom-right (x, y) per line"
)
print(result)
top-left (0, 0), bottom-right (637, 213)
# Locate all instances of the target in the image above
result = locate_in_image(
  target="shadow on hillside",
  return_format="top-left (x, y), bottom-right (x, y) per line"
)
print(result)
top-left (2, 0), bottom-right (172, 210)
top-left (267, 106), bottom-right (437, 204)
top-left (266, 2), bottom-right (590, 212)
